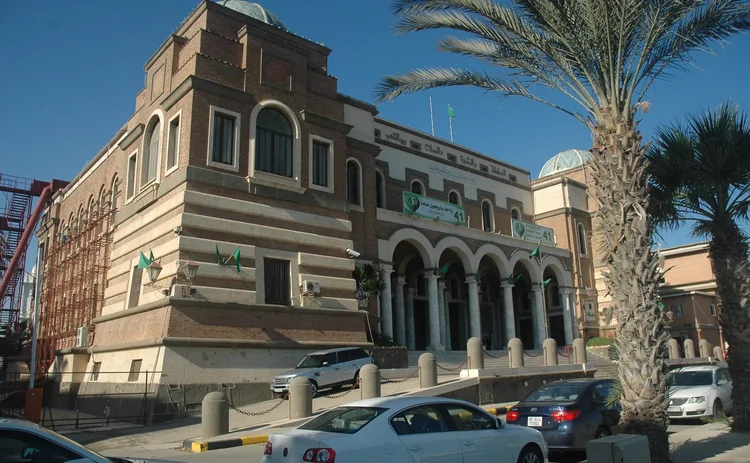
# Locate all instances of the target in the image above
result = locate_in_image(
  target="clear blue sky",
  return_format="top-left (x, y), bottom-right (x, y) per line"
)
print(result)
top-left (2, 0), bottom-right (750, 251)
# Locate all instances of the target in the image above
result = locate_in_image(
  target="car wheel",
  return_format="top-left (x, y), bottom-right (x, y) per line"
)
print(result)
top-left (595, 426), bottom-right (610, 439)
top-left (310, 380), bottom-right (318, 398)
top-left (713, 399), bottom-right (723, 417)
top-left (517, 445), bottom-right (544, 463)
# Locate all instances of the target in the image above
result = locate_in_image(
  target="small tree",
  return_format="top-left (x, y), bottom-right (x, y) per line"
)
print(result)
top-left (354, 264), bottom-right (386, 346)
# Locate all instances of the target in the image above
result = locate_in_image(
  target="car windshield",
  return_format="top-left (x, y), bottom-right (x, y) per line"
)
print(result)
top-left (668, 371), bottom-right (713, 387)
top-left (296, 354), bottom-right (327, 369)
top-left (299, 407), bottom-right (387, 434)
top-left (523, 384), bottom-right (587, 402)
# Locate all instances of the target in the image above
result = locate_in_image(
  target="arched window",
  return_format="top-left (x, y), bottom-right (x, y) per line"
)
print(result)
top-left (256, 107), bottom-right (293, 177)
top-left (142, 117), bottom-right (161, 185)
top-left (375, 171), bottom-right (385, 208)
top-left (346, 159), bottom-right (361, 205)
top-left (481, 200), bottom-right (494, 232)
top-left (411, 180), bottom-right (424, 195)
top-left (511, 208), bottom-right (520, 220)
top-left (77, 204), bottom-right (85, 229)
top-left (578, 223), bottom-right (588, 255)
top-left (448, 191), bottom-right (460, 205)
top-left (98, 185), bottom-right (107, 214)
top-left (111, 175), bottom-right (121, 211)
top-left (87, 195), bottom-right (96, 219)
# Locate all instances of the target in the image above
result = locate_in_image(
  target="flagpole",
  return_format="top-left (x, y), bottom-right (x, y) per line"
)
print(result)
top-left (429, 97), bottom-right (435, 137)
top-left (449, 111), bottom-right (454, 142)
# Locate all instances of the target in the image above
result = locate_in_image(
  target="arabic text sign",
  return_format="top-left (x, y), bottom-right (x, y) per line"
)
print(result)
top-left (511, 219), bottom-right (555, 246)
top-left (403, 192), bottom-right (466, 226)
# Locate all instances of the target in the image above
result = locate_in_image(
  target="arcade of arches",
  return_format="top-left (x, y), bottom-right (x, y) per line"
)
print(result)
top-left (378, 228), bottom-right (577, 351)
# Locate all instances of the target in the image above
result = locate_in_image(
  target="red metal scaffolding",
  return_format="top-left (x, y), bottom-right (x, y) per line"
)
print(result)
top-left (36, 206), bottom-right (113, 374)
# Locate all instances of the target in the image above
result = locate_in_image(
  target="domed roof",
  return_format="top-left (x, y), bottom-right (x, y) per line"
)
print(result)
top-left (539, 149), bottom-right (591, 178)
top-left (216, 1), bottom-right (289, 31)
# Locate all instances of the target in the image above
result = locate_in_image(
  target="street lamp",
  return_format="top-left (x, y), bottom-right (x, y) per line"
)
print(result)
top-left (181, 261), bottom-right (199, 296)
top-left (528, 241), bottom-right (551, 342)
top-left (146, 261), bottom-right (163, 283)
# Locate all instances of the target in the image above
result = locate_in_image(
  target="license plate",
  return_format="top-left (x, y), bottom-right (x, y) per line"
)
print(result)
top-left (527, 417), bottom-right (543, 427)
top-left (668, 407), bottom-right (681, 413)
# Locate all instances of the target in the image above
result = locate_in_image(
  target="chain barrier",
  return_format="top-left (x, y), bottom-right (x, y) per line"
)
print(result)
top-left (382, 365), bottom-right (421, 383)
top-left (229, 396), bottom-right (287, 417)
top-left (321, 379), bottom-right (361, 399)
top-left (557, 346), bottom-right (572, 364)
top-left (523, 350), bottom-right (542, 358)
top-left (483, 349), bottom-right (507, 359)
top-left (437, 359), bottom-right (468, 372)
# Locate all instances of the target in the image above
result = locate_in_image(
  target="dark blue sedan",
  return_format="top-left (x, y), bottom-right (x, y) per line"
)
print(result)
top-left (505, 378), bottom-right (621, 457)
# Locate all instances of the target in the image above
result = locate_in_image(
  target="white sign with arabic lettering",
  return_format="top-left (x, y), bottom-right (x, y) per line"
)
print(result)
top-left (511, 219), bottom-right (556, 246)
top-left (429, 164), bottom-right (477, 185)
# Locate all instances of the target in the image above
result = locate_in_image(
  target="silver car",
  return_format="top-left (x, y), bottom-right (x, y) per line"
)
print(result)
top-left (667, 365), bottom-right (733, 419)
top-left (271, 347), bottom-right (374, 397)
top-left (0, 418), bottom-right (177, 462)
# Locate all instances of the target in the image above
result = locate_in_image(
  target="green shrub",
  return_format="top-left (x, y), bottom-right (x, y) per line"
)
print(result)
top-left (586, 336), bottom-right (614, 347)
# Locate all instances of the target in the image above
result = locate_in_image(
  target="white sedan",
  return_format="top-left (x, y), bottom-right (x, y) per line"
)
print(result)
top-left (667, 365), bottom-right (733, 419)
top-left (261, 397), bottom-right (548, 463)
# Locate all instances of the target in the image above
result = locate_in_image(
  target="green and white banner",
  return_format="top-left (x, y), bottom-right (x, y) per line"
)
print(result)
top-left (512, 218), bottom-right (555, 246)
top-left (403, 192), bottom-right (466, 226)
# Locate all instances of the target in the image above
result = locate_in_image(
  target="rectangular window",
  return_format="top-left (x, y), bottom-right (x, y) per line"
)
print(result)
top-left (128, 359), bottom-right (143, 382)
top-left (128, 266), bottom-right (143, 309)
top-left (480, 164), bottom-right (489, 173)
top-left (264, 258), bottom-right (291, 305)
top-left (374, 129), bottom-right (381, 138)
top-left (710, 304), bottom-right (717, 316)
top-left (211, 112), bottom-right (236, 166)
top-left (670, 304), bottom-right (685, 317)
top-left (126, 152), bottom-right (137, 199)
top-left (509, 174), bottom-right (518, 182)
top-left (312, 141), bottom-right (330, 188)
top-left (410, 141), bottom-right (421, 150)
top-left (447, 153), bottom-right (457, 162)
top-left (90, 362), bottom-right (101, 382)
top-left (166, 114), bottom-right (180, 172)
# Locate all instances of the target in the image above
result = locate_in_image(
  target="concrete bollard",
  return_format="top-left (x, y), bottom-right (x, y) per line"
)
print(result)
top-left (508, 338), bottom-right (524, 368)
top-left (467, 337), bottom-right (485, 370)
top-left (289, 377), bottom-right (312, 420)
top-left (699, 339), bottom-right (711, 358)
top-left (714, 345), bottom-right (725, 361)
top-left (573, 338), bottom-right (587, 364)
top-left (360, 364), bottom-right (381, 399)
top-left (668, 338), bottom-right (680, 359)
top-left (201, 391), bottom-right (229, 438)
top-left (684, 339), bottom-right (696, 358)
top-left (543, 338), bottom-right (558, 366)
top-left (419, 353), bottom-right (437, 388)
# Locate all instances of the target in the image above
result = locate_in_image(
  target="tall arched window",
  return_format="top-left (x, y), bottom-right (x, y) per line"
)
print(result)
top-left (256, 108), bottom-right (293, 177)
top-left (111, 175), bottom-right (121, 211)
top-left (482, 200), bottom-right (494, 232)
top-left (375, 171), bottom-right (385, 208)
top-left (578, 223), bottom-right (588, 255)
top-left (98, 185), bottom-right (107, 214)
top-left (411, 180), bottom-right (424, 195)
top-left (87, 195), bottom-right (96, 219)
top-left (448, 191), bottom-right (460, 205)
top-left (511, 208), bottom-right (520, 220)
top-left (142, 117), bottom-right (161, 185)
top-left (346, 160), bottom-right (361, 205)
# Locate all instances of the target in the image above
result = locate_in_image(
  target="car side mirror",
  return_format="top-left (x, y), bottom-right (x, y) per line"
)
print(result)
top-left (322, 362), bottom-right (329, 367)
top-left (717, 379), bottom-right (727, 386)
top-left (495, 417), bottom-right (504, 429)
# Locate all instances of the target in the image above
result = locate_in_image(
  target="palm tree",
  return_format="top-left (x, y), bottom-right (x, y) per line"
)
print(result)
top-left (374, 0), bottom-right (750, 458)
top-left (647, 101), bottom-right (750, 432)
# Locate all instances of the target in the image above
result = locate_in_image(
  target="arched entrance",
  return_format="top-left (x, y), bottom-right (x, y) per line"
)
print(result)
top-left (543, 268), bottom-right (565, 345)
top-left (477, 255), bottom-right (503, 350)
top-left (438, 249), bottom-right (468, 351)
top-left (511, 262), bottom-right (535, 349)
top-left (393, 241), bottom-right (427, 350)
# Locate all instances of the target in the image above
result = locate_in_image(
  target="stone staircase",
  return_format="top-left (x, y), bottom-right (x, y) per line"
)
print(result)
top-left (407, 346), bottom-right (619, 379)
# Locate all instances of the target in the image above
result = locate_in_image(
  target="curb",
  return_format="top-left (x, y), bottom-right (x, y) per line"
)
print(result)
top-left (183, 404), bottom-right (517, 453)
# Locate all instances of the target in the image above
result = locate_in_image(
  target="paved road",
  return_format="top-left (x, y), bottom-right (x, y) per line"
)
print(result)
top-left (100, 420), bottom-right (707, 463)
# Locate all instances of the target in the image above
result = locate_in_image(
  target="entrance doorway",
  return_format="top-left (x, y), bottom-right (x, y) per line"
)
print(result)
top-left (549, 313), bottom-right (566, 345)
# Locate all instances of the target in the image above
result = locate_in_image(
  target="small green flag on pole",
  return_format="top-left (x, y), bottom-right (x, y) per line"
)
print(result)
top-left (530, 244), bottom-right (541, 259)
top-left (658, 300), bottom-right (665, 309)
top-left (232, 247), bottom-right (241, 273)
top-left (439, 263), bottom-right (450, 274)
top-left (448, 105), bottom-right (455, 119)
top-left (475, 269), bottom-right (487, 283)
top-left (216, 245), bottom-right (222, 265)
top-left (137, 251), bottom-right (150, 269)
top-left (507, 273), bottom-right (522, 285)
top-left (148, 249), bottom-right (155, 264)
top-left (542, 277), bottom-right (553, 288)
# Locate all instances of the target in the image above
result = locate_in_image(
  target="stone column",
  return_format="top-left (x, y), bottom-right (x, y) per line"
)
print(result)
top-left (570, 292), bottom-right (581, 339)
top-left (532, 286), bottom-right (545, 348)
top-left (405, 288), bottom-right (415, 350)
top-left (466, 277), bottom-right (481, 339)
top-left (443, 286), bottom-right (452, 350)
top-left (560, 288), bottom-right (573, 345)
top-left (501, 283), bottom-right (516, 345)
top-left (380, 267), bottom-right (394, 340)
top-left (437, 281), bottom-right (447, 348)
top-left (394, 277), bottom-right (406, 347)
top-left (425, 274), bottom-right (444, 351)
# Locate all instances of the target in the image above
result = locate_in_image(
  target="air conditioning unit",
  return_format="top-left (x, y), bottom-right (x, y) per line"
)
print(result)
top-left (76, 326), bottom-right (88, 347)
top-left (302, 280), bottom-right (321, 295)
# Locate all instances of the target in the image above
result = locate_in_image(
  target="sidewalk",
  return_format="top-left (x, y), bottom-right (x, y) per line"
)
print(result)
top-left (671, 423), bottom-right (750, 462)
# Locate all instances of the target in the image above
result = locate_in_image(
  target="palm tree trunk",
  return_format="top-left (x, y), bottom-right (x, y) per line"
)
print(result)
top-left (708, 220), bottom-right (750, 432)
top-left (590, 108), bottom-right (671, 462)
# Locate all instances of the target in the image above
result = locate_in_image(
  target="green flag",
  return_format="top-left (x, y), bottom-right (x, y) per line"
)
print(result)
top-left (137, 251), bottom-right (150, 269)
top-left (439, 263), bottom-right (450, 274)
top-left (658, 300), bottom-right (665, 309)
top-left (476, 269), bottom-right (487, 283)
top-left (149, 249), bottom-right (155, 264)
top-left (216, 244), bottom-right (222, 265)
top-left (542, 277), bottom-right (553, 288)
top-left (232, 247), bottom-right (241, 273)
top-left (530, 244), bottom-right (541, 259)
top-left (507, 273), bottom-right (522, 285)
top-left (448, 105), bottom-right (455, 119)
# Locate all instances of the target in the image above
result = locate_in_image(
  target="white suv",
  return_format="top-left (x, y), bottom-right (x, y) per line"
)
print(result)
top-left (270, 347), bottom-right (374, 398)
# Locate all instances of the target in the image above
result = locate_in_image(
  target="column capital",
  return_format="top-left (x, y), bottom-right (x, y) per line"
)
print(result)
top-left (465, 276), bottom-right (479, 286)
top-left (380, 265), bottom-right (394, 275)
top-left (424, 273), bottom-right (440, 282)
top-left (531, 285), bottom-right (543, 293)
top-left (407, 287), bottom-right (416, 296)
top-left (500, 282), bottom-right (514, 289)
top-left (396, 276), bottom-right (407, 287)
top-left (438, 280), bottom-right (447, 290)
top-left (559, 286), bottom-right (573, 296)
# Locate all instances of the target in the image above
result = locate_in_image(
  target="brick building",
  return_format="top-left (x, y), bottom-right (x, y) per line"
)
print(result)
top-left (31, 1), bottom-right (717, 411)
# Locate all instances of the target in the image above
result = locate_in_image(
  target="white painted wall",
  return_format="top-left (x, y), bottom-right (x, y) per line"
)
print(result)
top-left (533, 184), bottom-right (565, 214)
top-left (568, 183), bottom-right (589, 211)
top-left (344, 104), bottom-right (375, 144)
